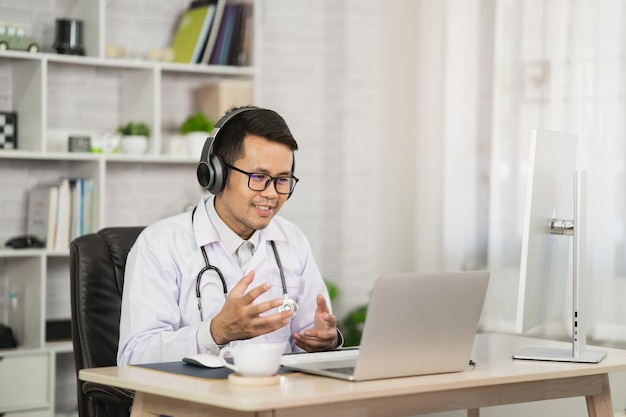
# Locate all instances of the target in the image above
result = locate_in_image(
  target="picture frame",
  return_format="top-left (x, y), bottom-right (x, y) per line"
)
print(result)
top-left (68, 135), bottom-right (92, 152)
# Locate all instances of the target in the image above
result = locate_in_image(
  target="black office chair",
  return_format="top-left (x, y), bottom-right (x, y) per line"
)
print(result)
top-left (70, 226), bottom-right (145, 417)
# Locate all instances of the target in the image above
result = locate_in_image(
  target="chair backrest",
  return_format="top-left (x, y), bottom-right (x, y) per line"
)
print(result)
top-left (70, 226), bottom-right (145, 417)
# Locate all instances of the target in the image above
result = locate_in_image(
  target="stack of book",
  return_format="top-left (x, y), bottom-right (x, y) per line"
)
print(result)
top-left (170, 0), bottom-right (254, 66)
top-left (26, 178), bottom-right (95, 250)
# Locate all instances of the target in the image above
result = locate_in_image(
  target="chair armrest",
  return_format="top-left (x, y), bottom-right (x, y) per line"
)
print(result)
top-left (83, 381), bottom-right (134, 407)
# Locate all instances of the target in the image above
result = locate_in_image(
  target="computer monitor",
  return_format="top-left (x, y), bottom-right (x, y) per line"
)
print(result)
top-left (512, 129), bottom-right (606, 363)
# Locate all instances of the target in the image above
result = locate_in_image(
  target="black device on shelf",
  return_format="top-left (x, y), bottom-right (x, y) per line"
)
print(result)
top-left (5, 234), bottom-right (45, 249)
top-left (0, 323), bottom-right (17, 348)
top-left (53, 18), bottom-right (85, 55)
top-left (46, 319), bottom-right (72, 341)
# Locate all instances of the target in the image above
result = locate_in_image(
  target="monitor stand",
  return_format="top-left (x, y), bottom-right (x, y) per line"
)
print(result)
top-left (513, 346), bottom-right (606, 363)
top-left (513, 171), bottom-right (607, 364)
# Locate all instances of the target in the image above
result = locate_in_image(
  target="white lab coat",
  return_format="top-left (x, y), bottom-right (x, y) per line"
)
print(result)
top-left (117, 195), bottom-right (331, 365)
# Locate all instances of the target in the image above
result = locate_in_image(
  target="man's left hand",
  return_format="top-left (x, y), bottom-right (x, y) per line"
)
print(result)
top-left (294, 294), bottom-right (339, 351)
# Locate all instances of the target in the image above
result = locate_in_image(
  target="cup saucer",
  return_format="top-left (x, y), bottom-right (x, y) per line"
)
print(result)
top-left (228, 373), bottom-right (280, 386)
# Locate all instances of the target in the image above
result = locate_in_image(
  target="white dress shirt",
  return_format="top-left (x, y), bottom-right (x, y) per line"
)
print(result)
top-left (117, 195), bottom-right (331, 365)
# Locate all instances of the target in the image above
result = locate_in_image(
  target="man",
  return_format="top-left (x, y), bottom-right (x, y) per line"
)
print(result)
top-left (117, 106), bottom-right (340, 365)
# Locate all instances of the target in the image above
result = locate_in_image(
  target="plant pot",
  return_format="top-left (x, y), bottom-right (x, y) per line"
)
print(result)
top-left (119, 135), bottom-right (149, 154)
top-left (186, 131), bottom-right (210, 157)
top-left (165, 134), bottom-right (187, 156)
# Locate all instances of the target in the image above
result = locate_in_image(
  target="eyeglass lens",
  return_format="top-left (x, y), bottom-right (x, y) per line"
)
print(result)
top-left (249, 173), bottom-right (295, 194)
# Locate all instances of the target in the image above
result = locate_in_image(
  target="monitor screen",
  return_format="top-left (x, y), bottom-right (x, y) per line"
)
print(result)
top-left (516, 129), bottom-right (577, 334)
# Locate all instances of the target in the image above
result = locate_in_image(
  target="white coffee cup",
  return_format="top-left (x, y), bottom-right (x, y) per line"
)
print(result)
top-left (219, 342), bottom-right (284, 377)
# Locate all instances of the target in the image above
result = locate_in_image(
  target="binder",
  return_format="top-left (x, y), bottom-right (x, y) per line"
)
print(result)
top-left (171, 2), bottom-right (217, 64)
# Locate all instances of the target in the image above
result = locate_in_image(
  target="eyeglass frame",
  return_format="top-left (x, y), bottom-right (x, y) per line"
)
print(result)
top-left (225, 164), bottom-right (299, 195)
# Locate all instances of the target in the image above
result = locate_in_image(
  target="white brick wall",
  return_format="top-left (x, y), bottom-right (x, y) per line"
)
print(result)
top-left (105, 0), bottom-right (190, 59)
top-left (0, 0), bottom-right (189, 56)
top-left (259, 0), bottom-right (381, 316)
top-left (47, 65), bottom-right (121, 132)
top-left (0, 0), bottom-right (385, 319)
top-left (0, 61), bottom-right (11, 109)
top-left (105, 163), bottom-right (203, 226)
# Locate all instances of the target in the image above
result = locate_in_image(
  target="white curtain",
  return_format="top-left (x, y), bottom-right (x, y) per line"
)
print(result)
top-left (485, 0), bottom-right (626, 343)
top-left (258, 0), bottom-right (626, 344)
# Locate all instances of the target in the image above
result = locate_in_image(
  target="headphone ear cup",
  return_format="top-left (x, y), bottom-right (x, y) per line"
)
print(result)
top-left (197, 161), bottom-right (212, 189)
top-left (206, 154), bottom-right (227, 194)
top-left (197, 135), bottom-right (215, 190)
top-left (197, 107), bottom-right (256, 193)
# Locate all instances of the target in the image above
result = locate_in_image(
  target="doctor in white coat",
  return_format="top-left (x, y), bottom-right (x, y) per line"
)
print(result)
top-left (118, 106), bottom-right (340, 366)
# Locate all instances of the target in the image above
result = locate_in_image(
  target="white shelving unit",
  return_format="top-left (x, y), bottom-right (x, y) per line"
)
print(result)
top-left (0, 1), bottom-right (259, 415)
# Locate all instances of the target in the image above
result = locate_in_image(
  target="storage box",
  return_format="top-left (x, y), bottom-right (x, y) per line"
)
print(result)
top-left (0, 353), bottom-right (49, 411)
top-left (198, 80), bottom-right (254, 122)
top-left (46, 319), bottom-right (72, 341)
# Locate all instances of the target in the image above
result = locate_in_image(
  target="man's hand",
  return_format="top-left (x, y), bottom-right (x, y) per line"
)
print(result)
top-left (294, 294), bottom-right (339, 352)
top-left (210, 270), bottom-right (293, 345)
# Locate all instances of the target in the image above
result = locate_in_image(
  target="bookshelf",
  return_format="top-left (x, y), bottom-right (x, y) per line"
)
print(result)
top-left (0, 0), bottom-right (259, 415)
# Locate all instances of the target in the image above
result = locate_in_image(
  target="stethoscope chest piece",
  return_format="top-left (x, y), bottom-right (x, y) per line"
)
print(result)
top-left (279, 296), bottom-right (299, 316)
top-left (193, 206), bottom-right (298, 320)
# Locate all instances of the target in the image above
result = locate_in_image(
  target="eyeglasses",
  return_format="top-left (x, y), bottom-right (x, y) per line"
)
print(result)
top-left (226, 164), bottom-right (299, 195)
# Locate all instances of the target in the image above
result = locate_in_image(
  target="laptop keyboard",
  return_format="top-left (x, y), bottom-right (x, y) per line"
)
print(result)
top-left (280, 348), bottom-right (360, 366)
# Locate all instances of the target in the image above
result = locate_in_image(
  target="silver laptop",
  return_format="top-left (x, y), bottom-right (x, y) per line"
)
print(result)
top-left (281, 270), bottom-right (490, 381)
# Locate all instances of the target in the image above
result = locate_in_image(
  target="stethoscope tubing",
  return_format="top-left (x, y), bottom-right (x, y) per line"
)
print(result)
top-left (192, 205), bottom-right (298, 321)
top-left (195, 242), bottom-right (295, 320)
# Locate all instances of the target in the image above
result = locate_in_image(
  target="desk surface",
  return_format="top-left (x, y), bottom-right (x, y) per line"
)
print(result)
top-left (80, 333), bottom-right (626, 416)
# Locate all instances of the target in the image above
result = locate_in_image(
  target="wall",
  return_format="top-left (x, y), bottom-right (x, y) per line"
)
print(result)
top-left (259, 0), bottom-right (384, 317)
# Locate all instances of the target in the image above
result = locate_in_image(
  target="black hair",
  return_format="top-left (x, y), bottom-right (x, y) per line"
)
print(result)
top-left (213, 106), bottom-right (298, 170)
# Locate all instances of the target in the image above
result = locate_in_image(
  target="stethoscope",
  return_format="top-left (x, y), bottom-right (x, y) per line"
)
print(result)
top-left (193, 208), bottom-right (299, 320)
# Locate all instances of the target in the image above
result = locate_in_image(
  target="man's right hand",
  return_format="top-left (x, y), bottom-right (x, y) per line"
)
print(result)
top-left (210, 270), bottom-right (293, 345)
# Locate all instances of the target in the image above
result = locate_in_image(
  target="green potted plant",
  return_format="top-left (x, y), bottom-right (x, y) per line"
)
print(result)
top-left (340, 304), bottom-right (368, 347)
top-left (117, 121), bottom-right (151, 137)
top-left (179, 112), bottom-right (214, 135)
top-left (179, 112), bottom-right (215, 157)
top-left (117, 121), bottom-right (150, 154)
top-left (324, 279), bottom-right (366, 347)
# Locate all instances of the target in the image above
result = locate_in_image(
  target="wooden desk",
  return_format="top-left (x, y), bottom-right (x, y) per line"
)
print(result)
top-left (79, 333), bottom-right (626, 417)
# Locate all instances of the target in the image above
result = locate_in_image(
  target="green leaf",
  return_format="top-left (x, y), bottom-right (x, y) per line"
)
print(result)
top-left (179, 112), bottom-right (215, 134)
top-left (117, 121), bottom-right (150, 137)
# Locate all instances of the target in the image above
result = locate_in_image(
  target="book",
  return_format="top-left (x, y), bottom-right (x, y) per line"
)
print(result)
top-left (29, 177), bottom-right (96, 250)
top-left (200, 0), bottom-right (227, 64)
top-left (41, 177), bottom-right (94, 249)
top-left (217, 4), bottom-right (238, 65)
top-left (69, 178), bottom-right (97, 241)
top-left (237, 2), bottom-right (253, 66)
top-left (70, 178), bottom-right (83, 242)
top-left (26, 185), bottom-right (54, 243)
top-left (209, 3), bottom-right (235, 64)
top-left (46, 186), bottom-right (59, 250)
top-left (226, 3), bottom-right (244, 65)
top-left (170, 2), bottom-right (216, 64)
top-left (54, 178), bottom-right (71, 250)
top-left (192, 3), bottom-right (217, 64)
top-left (82, 179), bottom-right (95, 235)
